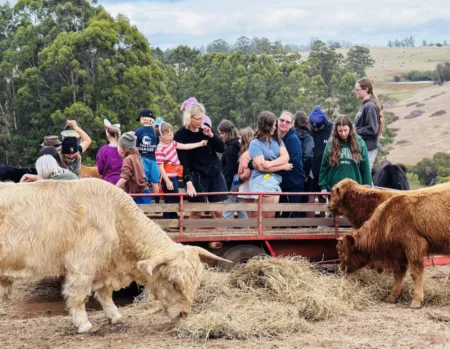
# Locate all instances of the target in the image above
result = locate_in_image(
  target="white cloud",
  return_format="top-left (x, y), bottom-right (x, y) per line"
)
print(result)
top-left (2, 0), bottom-right (449, 49)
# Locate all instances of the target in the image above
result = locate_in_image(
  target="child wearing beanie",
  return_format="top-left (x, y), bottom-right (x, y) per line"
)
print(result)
top-left (116, 131), bottom-right (152, 204)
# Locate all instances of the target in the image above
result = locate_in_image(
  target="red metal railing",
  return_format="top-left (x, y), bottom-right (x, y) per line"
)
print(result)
top-left (130, 191), bottom-right (340, 239)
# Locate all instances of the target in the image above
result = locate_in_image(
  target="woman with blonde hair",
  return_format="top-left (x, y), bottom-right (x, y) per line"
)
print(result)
top-left (319, 115), bottom-right (371, 193)
top-left (174, 99), bottom-right (227, 219)
top-left (354, 77), bottom-right (383, 167)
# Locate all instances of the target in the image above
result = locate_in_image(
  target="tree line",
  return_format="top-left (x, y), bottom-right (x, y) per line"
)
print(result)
top-left (0, 0), bottom-right (375, 167)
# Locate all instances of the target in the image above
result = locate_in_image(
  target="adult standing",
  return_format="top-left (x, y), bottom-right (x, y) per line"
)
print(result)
top-left (354, 77), bottom-right (384, 168)
top-left (319, 115), bottom-right (371, 192)
top-left (218, 119), bottom-right (247, 220)
top-left (294, 111), bottom-right (314, 190)
top-left (308, 106), bottom-right (334, 216)
top-left (174, 102), bottom-right (227, 219)
top-left (249, 111), bottom-right (292, 219)
top-left (60, 120), bottom-right (92, 176)
top-left (278, 111), bottom-right (305, 218)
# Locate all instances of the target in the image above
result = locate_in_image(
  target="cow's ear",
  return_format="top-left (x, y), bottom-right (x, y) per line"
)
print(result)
top-left (343, 234), bottom-right (356, 247)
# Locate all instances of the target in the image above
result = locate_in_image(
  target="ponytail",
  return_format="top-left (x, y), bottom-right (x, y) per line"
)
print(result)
top-left (370, 94), bottom-right (383, 137)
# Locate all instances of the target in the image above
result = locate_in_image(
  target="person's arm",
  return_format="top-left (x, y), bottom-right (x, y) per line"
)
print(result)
top-left (116, 178), bottom-right (127, 189)
top-left (302, 136), bottom-right (314, 177)
top-left (264, 163), bottom-right (293, 172)
top-left (359, 141), bottom-right (373, 186)
top-left (20, 174), bottom-right (38, 182)
top-left (176, 140), bottom-right (207, 150)
top-left (117, 157), bottom-right (131, 189)
top-left (158, 163), bottom-right (174, 191)
top-left (355, 104), bottom-right (379, 137)
top-left (319, 143), bottom-right (331, 191)
top-left (201, 125), bottom-right (225, 153)
top-left (174, 130), bottom-right (196, 196)
top-left (262, 143), bottom-right (289, 168)
top-left (96, 148), bottom-right (105, 176)
top-left (67, 120), bottom-right (92, 153)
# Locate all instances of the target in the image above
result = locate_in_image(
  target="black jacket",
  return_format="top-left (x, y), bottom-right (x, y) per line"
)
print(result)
top-left (355, 99), bottom-right (380, 151)
top-left (311, 121), bottom-right (334, 181)
top-left (221, 137), bottom-right (240, 190)
top-left (296, 128), bottom-right (314, 178)
top-left (174, 125), bottom-right (225, 183)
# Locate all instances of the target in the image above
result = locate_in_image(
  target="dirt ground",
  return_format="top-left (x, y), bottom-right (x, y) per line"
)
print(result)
top-left (3, 266), bottom-right (450, 349)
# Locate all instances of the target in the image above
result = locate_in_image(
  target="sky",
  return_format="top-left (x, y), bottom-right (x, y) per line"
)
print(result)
top-left (2, 0), bottom-right (450, 50)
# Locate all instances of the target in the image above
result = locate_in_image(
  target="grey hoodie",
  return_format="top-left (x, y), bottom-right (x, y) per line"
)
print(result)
top-left (354, 99), bottom-right (380, 151)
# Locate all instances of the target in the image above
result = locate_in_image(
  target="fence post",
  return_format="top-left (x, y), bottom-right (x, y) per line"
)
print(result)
top-left (258, 194), bottom-right (263, 235)
top-left (179, 195), bottom-right (184, 237)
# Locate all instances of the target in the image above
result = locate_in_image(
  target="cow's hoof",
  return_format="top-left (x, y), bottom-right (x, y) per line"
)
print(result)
top-left (78, 321), bottom-right (93, 334)
top-left (410, 301), bottom-right (422, 309)
top-left (385, 295), bottom-right (397, 303)
top-left (110, 315), bottom-right (124, 325)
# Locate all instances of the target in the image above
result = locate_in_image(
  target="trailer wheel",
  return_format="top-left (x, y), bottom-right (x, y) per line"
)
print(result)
top-left (217, 244), bottom-right (267, 271)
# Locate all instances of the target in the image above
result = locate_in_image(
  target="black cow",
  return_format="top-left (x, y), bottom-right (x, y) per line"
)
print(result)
top-left (372, 160), bottom-right (410, 190)
top-left (0, 166), bottom-right (37, 183)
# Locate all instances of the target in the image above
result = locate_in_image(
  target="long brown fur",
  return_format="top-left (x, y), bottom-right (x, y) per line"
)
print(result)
top-left (79, 165), bottom-right (102, 179)
top-left (337, 185), bottom-right (450, 308)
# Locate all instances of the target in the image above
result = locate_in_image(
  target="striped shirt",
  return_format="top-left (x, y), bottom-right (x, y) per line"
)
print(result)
top-left (155, 141), bottom-right (180, 178)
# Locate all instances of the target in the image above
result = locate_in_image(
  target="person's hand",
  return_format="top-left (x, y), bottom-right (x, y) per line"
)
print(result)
top-left (67, 120), bottom-right (78, 128)
top-left (200, 140), bottom-right (208, 146)
top-left (233, 175), bottom-right (243, 186)
top-left (282, 163), bottom-right (293, 171)
top-left (20, 174), bottom-right (35, 183)
top-left (186, 181), bottom-right (197, 197)
top-left (262, 161), bottom-right (271, 169)
top-left (165, 179), bottom-right (174, 191)
top-left (321, 189), bottom-right (328, 200)
top-left (201, 125), bottom-right (213, 138)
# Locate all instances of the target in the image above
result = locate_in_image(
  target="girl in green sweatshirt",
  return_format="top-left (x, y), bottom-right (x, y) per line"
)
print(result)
top-left (319, 115), bottom-right (372, 192)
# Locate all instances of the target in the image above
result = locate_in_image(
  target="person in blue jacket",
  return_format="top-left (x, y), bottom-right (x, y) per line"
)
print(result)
top-left (278, 111), bottom-right (306, 218)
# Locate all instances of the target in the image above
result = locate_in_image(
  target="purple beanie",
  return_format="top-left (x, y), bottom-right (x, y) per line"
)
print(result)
top-left (203, 115), bottom-right (212, 127)
top-left (309, 106), bottom-right (327, 127)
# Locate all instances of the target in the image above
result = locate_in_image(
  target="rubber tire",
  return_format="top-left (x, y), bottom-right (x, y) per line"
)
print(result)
top-left (217, 244), bottom-right (267, 271)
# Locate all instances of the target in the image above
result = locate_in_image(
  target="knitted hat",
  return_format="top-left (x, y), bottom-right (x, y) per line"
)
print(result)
top-left (309, 106), bottom-right (327, 128)
top-left (41, 135), bottom-right (62, 147)
top-left (119, 131), bottom-right (137, 149)
top-left (61, 137), bottom-right (78, 154)
top-left (137, 109), bottom-right (155, 121)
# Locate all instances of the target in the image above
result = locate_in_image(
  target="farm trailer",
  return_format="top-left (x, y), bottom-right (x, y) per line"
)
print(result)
top-left (133, 190), bottom-right (450, 268)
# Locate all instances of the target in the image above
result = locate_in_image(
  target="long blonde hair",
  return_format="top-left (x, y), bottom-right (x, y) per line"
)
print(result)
top-left (238, 127), bottom-right (254, 157)
top-left (358, 77), bottom-right (383, 137)
top-left (36, 155), bottom-right (64, 179)
top-left (328, 115), bottom-right (362, 167)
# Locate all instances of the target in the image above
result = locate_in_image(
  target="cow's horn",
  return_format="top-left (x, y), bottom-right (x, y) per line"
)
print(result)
top-left (137, 253), bottom-right (175, 276)
top-left (191, 246), bottom-right (233, 264)
top-left (336, 237), bottom-right (343, 241)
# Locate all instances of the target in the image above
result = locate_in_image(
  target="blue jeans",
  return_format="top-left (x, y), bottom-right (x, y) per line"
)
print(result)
top-left (223, 181), bottom-right (248, 219)
top-left (162, 177), bottom-right (179, 219)
top-left (133, 189), bottom-right (152, 204)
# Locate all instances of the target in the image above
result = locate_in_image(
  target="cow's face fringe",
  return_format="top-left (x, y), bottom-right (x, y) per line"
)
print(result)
top-left (337, 234), bottom-right (368, 273)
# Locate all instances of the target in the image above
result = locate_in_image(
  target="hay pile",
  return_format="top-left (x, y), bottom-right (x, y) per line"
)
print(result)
top-left (135, 257), bottom-right (382, 340)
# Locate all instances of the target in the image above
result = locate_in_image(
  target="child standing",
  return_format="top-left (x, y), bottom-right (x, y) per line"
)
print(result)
top-left (116, 131), bottom-right (152, 204)
top-left (155, 122), bottom-right (207, 218)
top-left (319, 115), bottom-right (371, 193)
top-left (96, 119), bottom-right (123, 185)
top-left (135, 109), bottom-right (160, 194)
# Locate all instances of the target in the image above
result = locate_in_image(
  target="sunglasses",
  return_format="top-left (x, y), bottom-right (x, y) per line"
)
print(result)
top-left (279, 118), bottom-right (292, 125)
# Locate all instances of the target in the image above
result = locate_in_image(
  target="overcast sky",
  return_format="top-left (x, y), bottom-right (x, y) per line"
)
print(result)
top-left (2, 0), bottom-right (450, 49)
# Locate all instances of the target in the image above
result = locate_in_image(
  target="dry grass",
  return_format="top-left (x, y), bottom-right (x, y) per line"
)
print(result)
top-left (132, 257), bottom-right (450, 341)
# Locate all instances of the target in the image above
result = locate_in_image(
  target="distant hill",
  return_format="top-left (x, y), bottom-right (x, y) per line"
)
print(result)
top-left (385, 83), bottom-right (450, 165)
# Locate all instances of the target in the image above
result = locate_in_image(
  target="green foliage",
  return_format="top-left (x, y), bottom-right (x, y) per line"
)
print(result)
top-left (346, 46), bottom-right (375, 77)
top-left (0, 1), bottom-right (176, 166)
top-left (410, 152), bottom-right (450, 186)
top-left (0, 2), bottom-right (376, 167)
top-left (402, 70), bottom-right (434, 81)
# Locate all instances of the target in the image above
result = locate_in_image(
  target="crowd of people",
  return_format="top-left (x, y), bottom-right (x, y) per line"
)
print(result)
top-left (20, 77), bottom-right (383, 219)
